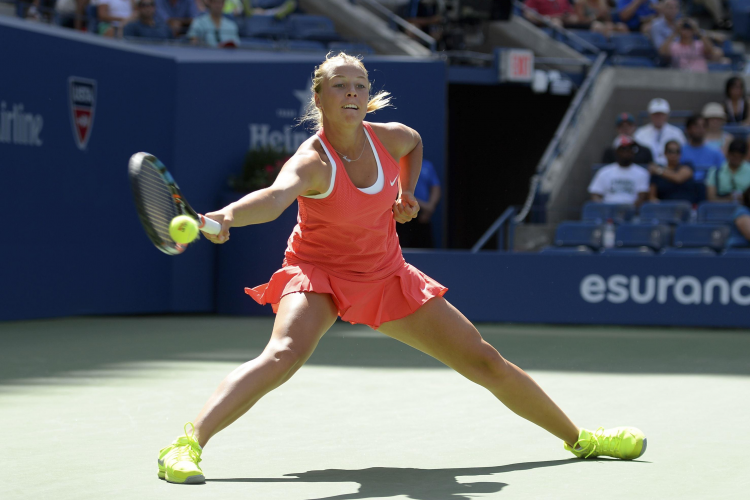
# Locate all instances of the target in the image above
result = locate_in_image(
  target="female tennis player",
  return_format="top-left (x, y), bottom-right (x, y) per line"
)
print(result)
top-left (157, 53), bottom-right (646, 484)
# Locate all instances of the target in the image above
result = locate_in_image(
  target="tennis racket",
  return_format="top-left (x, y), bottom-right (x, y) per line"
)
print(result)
top-left (128, 152), bottom-right (221, 255)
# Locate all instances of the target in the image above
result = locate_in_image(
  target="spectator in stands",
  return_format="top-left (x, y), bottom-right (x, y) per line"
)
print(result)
top-left (396, 158), bottom-right (441, 248)
top-left (401, 0), bottom-right (445, 45)
top-left (649, 0), bottom-right (680, 50)
top-left (726, 188), bottom-right (750, 247)
top-left (703, 102), bottom-right (733, 155)
top-left (156, 0), bottom-right (197, 37)
top-left (706, 139), bottom-right (750, 202)
top-left (589, 135), bottom-right (650, 206)
top-left (681, 114), bottom-right (725, 182)
top-left (97, 0), bottom-right (137, 37)
top-left (692, 0), bottom-right (732, 31)
top-left (55, 0), bottom-right (89, 30)
top-left (634, 98), bottom-right (686, 165)
top-left (724, 76), bottom-right (750, 126)
top-left (602, 113), bottom-right (654, 165)
top-left (124, 0), bottom-right (173, 39)
top-left (187, 0), bottom-right (240, 47)
top-left (523, 0), bottom-right (583, 28)
top-left (649, 140), bottom-right (696, 202)
top-left (614, 0), bottom-right (658, 32)
top-left (658, 18), bottom-right (717, 72)
top-left (574, 0), bottom-right (628, 36)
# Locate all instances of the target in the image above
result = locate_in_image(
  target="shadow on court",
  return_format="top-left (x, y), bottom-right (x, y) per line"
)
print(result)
top-left (0, 316), bottom-right (749, 388)
top-left (207, 459), bottom-right (589, 500)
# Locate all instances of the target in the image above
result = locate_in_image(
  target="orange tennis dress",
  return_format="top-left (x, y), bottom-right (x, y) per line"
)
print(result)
top-left (246, 122), bottom-right (447, 329)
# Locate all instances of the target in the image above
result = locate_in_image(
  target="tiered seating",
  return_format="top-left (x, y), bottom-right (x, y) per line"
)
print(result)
top-left (541, 202), bottom-right (750, 255)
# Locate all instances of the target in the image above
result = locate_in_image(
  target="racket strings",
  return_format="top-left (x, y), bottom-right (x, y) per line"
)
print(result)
top-left (137, 164), bottom-right (179, 244)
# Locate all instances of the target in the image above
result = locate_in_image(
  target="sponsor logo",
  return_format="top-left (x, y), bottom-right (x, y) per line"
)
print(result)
top-left (68, 77), bottom-right (97, 150)
top-left (248, 82), bottom-right (311, 152)
top-left (0, 101), bottom-right (44, 147)
top-left (580, 274), bottom-right (750, 306)
top-left (390, 175), bottom-right (398, 186)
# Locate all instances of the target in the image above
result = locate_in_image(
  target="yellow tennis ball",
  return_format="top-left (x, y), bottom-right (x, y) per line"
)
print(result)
top-left (169, 215), bottom-right (199, 244)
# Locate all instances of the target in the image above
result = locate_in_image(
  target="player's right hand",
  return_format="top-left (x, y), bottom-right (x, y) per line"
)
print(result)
top-left (202, 208), bottom-right (233, 244)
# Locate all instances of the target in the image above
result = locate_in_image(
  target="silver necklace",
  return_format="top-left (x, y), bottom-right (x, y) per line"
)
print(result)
top-left (332, 137), bottom-right (366, 163)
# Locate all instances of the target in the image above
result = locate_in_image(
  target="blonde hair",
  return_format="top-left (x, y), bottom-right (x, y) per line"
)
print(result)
top-left (297, 52), bottom-right (393, 131)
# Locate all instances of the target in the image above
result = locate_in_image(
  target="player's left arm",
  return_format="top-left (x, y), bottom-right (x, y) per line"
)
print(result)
top-left (371, 122), bottom-right (423, 224)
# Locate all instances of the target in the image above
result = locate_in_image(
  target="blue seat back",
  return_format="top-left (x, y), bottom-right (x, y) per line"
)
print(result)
top-left (539, 246), bottom-right (594, 254)
top-left (284, 39), bottom-right (327, 52)
top-left (611, 34), bottom-right (656, 58)
top-left (661, 247), bottom-right (717, 256)
top-left (611, 56), bottom-right (657, 68)
top-left (639, 201), bottom-right (691, 224)
top-left (288, 14), bottom-right (339, 41)
top-left (245, 15), bottom-right (288, 38)
top-left (581, 202), bottom-right (635, 224)
top-left (600, 247), bottom-right (655, 255)
top-left (673, 223), bottom-right (730, 250)
top-left (615, 223), bottom-right (670, 250)
top-left (554, 222), bottom-right (603, 249)
top-left (328, 42), bottom-right (374, 56)
top-left (697, 202), bottom-right (740, 223)
top-left (729, 0), bottom-right (750, 41)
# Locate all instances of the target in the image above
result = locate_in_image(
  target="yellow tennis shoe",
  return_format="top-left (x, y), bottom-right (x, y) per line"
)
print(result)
top-left (157, 422), bottom-right (205, 484)
top-left (564, 427), bottom-right (647, 460)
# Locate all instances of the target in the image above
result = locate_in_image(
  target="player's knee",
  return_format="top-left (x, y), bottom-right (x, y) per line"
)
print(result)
top-left (264, 339), bottom-right (310, 376)
top-left (470, 342), bottom-right (510, 387)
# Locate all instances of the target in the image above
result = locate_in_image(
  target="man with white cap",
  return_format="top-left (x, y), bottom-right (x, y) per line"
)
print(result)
top-left (634, 98), bottom-right (686, 166)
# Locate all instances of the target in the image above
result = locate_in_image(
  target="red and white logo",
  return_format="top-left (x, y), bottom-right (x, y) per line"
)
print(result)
top-left (68, 77), bottom-right (97, 150)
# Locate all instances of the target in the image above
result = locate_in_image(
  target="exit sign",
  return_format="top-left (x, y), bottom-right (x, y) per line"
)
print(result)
top-left (499, 49), bottom-right (534, 83)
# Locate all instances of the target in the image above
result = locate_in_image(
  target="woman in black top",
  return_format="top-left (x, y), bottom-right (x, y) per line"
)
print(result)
top-left (724, 76), bottom-right (749, 125)
top-left (649, 140), bottom-right (698, 203)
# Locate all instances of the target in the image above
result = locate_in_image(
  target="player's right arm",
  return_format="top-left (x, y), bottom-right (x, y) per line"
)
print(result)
top-left (202, 147), bottom-right (329, 244)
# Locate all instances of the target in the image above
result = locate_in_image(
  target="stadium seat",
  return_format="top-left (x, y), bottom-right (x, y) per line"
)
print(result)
top-left (86, 4), bottom-right (98, 33)
top-left (697, 202), bottom-right (740, 223)
top-left (600, 247), bottom-right (655, 255)
top-left (611, 34), bottom-right (657, 59)
top-left (729, 0), bottom-right (750, 41)
top-left (661, 247), bottom-right (717, 256)
top-left (565, 30), bottom-right (613, 54)
top-left (553, 222), bottom-right (603, 249)
top-left (615, 223), bottom-right (670, 250)
top-left (707, 63), bottom-right (733, 72)
top-left (610, 56), bottom-right (657, 68)
top-left (288, 14), bottom-right (341, 42)
top-left (673, 223), bottom-right (730, 251)
top-left (244, 15), bottom-right (288, 39)
top-left (328, 42), bottom-right (374, 56)
top-left (285, 40), bottom-right (327, 52)
top-left (639, 201), bottom-right (691, 224)
top-left (581, 202), bottom-right (636, 224)
top-left (239, 37), bottom-right (278, 50)
top-left (724, 125), bottom-right (750, 141)
top-left (539, 246), bottom-right (594, 254)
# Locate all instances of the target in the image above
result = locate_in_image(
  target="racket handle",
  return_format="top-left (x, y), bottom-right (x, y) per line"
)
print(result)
top-left (197, 215), bottom-right (222, 235)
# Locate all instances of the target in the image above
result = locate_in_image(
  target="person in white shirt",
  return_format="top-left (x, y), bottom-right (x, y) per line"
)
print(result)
top-left (589, 135), bottom-right (650, 206)
top-left (633, 98), bottom-right (686, 166)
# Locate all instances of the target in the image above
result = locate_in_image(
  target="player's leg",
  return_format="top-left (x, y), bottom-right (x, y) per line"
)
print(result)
top-left (158, 291), bottom-right (337, 484)
top-left (377, 297), bottom-right (579, 445)
top-left (192, 291), bottom-right (339, 447)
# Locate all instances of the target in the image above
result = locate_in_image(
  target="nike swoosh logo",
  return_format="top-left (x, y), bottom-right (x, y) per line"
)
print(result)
top-left (390, 176), bottom-right (399, 186)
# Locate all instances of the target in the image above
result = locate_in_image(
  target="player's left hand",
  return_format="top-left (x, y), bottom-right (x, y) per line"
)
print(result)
top-left (393, 191), bottom-right (420, 224)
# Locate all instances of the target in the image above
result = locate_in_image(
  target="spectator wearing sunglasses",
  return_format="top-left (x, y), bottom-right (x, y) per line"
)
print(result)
top-left (706, 139), bottom-right (750, 203)
top-left (187, 0), bottom-right (240, 47)
top-left (648, 140), bottom-right (697, 203)
top-left (124, 0), bottom-right (173, 39)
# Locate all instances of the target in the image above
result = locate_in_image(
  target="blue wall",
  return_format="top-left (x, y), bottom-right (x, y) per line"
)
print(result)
top-left (0, 18), bottom-right (447, 321)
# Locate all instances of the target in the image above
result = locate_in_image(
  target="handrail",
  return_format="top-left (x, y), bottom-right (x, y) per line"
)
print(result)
top-left (513, 50), bottom-right (607, 224)
top-left (353, 0), bottom-right (437, 52)
top-left (471, 206), bottom-right (517, 253)
top-left (512, 0), bottom-right (601, 55)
